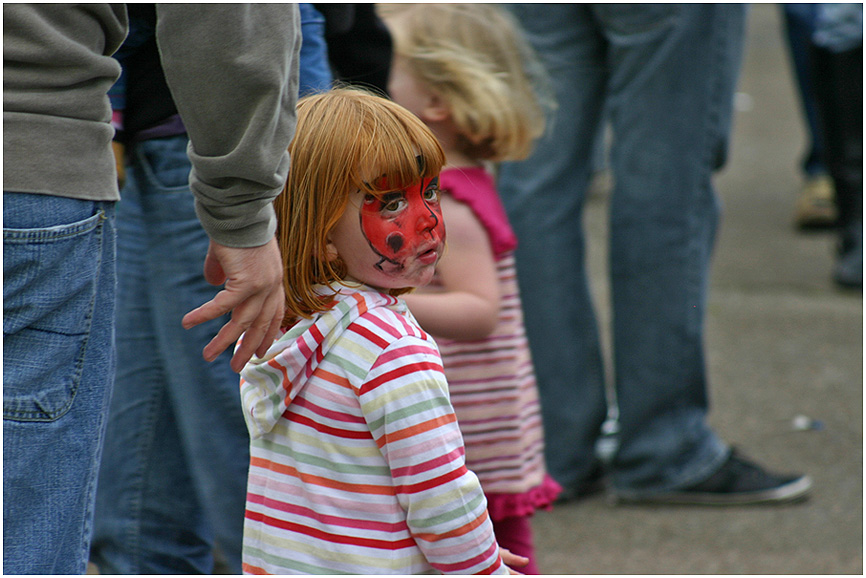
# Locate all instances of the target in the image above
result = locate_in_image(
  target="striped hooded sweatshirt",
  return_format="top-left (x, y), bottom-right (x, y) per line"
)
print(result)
top-left (239, 285), bottom-right (507, 575)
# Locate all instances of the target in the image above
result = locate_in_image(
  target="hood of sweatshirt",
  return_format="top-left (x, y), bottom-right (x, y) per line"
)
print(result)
top-left (239, 284), bottom-right (402, 439)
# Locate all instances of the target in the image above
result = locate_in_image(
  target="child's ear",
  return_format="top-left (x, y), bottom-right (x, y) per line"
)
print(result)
top-left (422, 93), bottom-right (450, 123)
top-left (324, 240), bottom-right (340, 263)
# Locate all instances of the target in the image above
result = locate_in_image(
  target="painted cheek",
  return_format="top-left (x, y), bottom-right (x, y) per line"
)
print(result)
top-left (361, 202), bottom-right (405, 259)
top-left (385, 230), bottom-right (406, 254)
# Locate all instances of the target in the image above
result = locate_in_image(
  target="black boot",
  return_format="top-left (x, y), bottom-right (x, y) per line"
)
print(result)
top-left (810, 44), bottom-right (863, 288)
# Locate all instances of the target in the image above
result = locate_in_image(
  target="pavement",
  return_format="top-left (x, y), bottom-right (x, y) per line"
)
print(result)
top-left (531, 5), bottom-right (862, 575)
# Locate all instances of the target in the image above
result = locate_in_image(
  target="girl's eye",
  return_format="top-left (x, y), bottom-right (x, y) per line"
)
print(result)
top-left (423, 186), bottom-right (441, 203)
top-left (381, 193), bottom-right (406, 213)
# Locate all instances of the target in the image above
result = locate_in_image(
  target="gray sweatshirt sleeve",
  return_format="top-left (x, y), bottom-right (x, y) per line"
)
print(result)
top-left (155, 4), bottom-right (300, 247)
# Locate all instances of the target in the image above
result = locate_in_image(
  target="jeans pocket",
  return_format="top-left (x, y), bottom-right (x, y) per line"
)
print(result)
top-left (3, 211), bottom-right (106, 421)
top-left (136, 135), bottom-right (192, 191)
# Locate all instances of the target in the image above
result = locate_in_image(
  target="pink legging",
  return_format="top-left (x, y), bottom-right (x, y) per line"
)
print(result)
top-left (492, 515), bottom-right (540, 575)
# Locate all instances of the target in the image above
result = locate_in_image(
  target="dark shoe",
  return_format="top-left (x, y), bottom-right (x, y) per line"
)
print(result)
top-left (613, 449), bottom-right (812, 506)
top-left (810, 43), bottom-right (862, 289)
top-left (834, 220), bottom-right (863, 288)
top-left (555, 465), bottom-right (607, 504)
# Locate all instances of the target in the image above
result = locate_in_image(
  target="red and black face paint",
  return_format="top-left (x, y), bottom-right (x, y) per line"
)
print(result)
top-left (360, 175), bottom-right (444, 273)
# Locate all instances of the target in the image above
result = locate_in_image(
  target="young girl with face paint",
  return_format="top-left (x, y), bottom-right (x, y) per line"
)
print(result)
top-left (237, 88), bottom-right (527, 575)
top-left (380, 4), bottom-right (561, 573)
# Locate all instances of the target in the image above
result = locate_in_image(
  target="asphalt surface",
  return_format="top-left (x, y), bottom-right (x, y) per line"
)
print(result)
top-left (531, 5), bottom-right (862, 575)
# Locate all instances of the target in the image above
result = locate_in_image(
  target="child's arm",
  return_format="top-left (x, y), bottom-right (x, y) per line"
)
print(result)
top-left (403, 194), bottom-right (500, 340)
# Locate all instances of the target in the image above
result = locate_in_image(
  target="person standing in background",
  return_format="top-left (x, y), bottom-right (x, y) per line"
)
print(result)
top-left (318, 3), bottom-right (393, 95)
top-left (90, 4), bottom-right (321, 573)
top-left (90, 4), bottom-right (328, 573)
top-left (781, 4), bottom-right (838, 230)
top-left (808, 3), bottom-right (862, 288)
top-left (496, 4), bottom-right (812, 506)
top-left (3, 5), bottom-right (299, 574)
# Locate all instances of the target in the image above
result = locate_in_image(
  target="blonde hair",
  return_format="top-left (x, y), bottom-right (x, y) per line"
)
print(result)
top-left (379, 3), bottom-right (552, 162)
top-left (276, 87), bottom-right (446, 322)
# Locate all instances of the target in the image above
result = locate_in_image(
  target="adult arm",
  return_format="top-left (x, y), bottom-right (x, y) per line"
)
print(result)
top-left (155, 4), bottom-right (301, 370)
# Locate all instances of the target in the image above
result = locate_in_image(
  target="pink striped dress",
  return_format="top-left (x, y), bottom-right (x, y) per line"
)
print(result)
top-left (434, 167), bottom-right (560, 520)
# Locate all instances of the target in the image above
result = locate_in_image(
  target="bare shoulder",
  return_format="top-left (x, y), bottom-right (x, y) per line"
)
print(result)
top-left (439, 193), bottom-right (489, 249)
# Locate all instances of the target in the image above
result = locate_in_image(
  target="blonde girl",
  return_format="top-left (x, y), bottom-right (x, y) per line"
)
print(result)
top-left (381, 4), bottom-right (560, 573)
top-left (238, 87), bottom-right (526, 575)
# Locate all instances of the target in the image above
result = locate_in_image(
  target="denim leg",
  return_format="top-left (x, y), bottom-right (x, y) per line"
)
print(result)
top-left (599, 4), bottom-right (744, 494)
top-left (498, 4), bottom-right (609, 492)
top-left (92, 168), bottom-right (215, 574)
top-left (812, 3), bottom-right (863, 53)
top-left (4, 193), bottom-right (116, 574)
top-left (91, 135), bottom-right (249, 573)
top-left (298, 3), bottom-right (333, 96)
top-left (499, 4), bottom-right (743, 495)
top-left (782, 4), bottom-right (826, 176)
top-left (143, 139), bottom-right (251, 574)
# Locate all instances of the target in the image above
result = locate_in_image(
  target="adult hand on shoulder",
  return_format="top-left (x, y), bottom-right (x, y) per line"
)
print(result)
top-left (182, 237), bottom-right (285, 373)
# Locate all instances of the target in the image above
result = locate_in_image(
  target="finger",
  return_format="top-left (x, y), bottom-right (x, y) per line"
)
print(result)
top-left (186, 276), bottom-right (280, 363)
top-left (206, 296), bottom-right (269, 366)
top-left (230, 328), bottom-right (259, 372)
top-left (227, 290), bottom-right (282, 372)
top-left (229, 312), bottom-right (272, 372)
top-left (182, 288), bottom-right (237, 330)
top-left (202, 316), bottom-right (248, 365)
top-left (256, 300), bottom-right (285, 359)
top-left (499, 548), bottom-right (529, 567)
top-left (194, 285), bottom-right (268, 361)
top-left (501, 547), bottom-right (528, 559)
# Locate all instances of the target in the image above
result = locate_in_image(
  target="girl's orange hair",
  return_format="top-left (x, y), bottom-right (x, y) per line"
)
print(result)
top-left (275, 87), bottom-right (446, 323)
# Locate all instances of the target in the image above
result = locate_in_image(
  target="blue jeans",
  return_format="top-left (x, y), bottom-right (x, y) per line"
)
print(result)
top-left (90, 135), bottom-right (250, 573)
top-left (299, 3), bottom-right (333, 96)
top-left (782, 4), bottom-right (826, 177)
top-left (813, 3), bottom-right (863, 52)
top-left (498, 4), bottom-right (745, 497)
top-left (4, 194), bottom-right (117, 574)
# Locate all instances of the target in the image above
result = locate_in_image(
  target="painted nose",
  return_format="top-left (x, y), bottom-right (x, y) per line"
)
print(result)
top-left (416, 207), bottom-right (438, 234)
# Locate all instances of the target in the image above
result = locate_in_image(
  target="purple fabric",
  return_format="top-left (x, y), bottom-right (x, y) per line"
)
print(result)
top-left (132, 114), bottom-right (186, 142)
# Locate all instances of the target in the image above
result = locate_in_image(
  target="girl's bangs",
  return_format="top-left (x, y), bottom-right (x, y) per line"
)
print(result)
top-left (354, 107), bottom-right (444, 197)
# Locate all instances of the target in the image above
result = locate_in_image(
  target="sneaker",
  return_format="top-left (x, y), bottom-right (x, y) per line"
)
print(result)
top-left (613, 449), bottom-right (813, 506)
top-left (794, 174), bottom-right (837, 230)
top-left (555, 465), bottom-right (607, 504)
